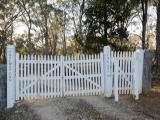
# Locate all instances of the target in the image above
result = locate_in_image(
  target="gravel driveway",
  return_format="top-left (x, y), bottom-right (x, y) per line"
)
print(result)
top-left (28, 96), bottom-right (153, 120)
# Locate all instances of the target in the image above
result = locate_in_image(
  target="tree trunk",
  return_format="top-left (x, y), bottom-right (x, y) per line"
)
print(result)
top-left (156, 1), bottom-right (160, 79)
top-left (44, 15), bottom-right (49, 55)
top-left (104, 3), bottom-right (108, 41)
top-left (44, 0), bottom-right (49, 55)
top-left (51, 30), bottom-right (57, 56)
top-left (1, 32), bottom-right (7, 63)
top-left (27, 11), bottom-right (32, 55)
top-left (78, 0), bottom-right (85, 40)
top-left (141, 0), bottom-right (148, 49)
top-left (62, 30), bottom-right (66, 55)
top-left (10, 16), bottom-right (13, 42)
top-left (62, 12), bottom-right (66, 55)
top-left (28, 26), bottom-right (31, 54)
top-left (142, 19), bottom-right (147, 49)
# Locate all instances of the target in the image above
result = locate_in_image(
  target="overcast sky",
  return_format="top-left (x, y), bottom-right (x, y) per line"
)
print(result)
top-left (128, 6), bottom-right (157, 35)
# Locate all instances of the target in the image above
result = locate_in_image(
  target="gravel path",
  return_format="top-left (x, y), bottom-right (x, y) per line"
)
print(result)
top-left (28, 96), bottom-right (153, 120)
top-left (80, 96), bottom-right (153, 120)
top-left (30, 97), bottom-right (112, 120)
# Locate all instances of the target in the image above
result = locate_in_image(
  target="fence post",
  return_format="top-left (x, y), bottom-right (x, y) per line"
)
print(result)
top-left (103, 46), bottom-right (112, 97)
top-left (142, 50), bottom-right (152, 93)
top-left (100, 52), bottom-right (104, 94)
top-left (137, 49), bottom-right (144, 94)
top-left (60, 55), bottom-right (64, 97)
top-left (114, 60), bottom-right (119, 102)
top-left (133, 49), bottom-right (144, 100)
top-left (7, 45), bottom-right (16, 108)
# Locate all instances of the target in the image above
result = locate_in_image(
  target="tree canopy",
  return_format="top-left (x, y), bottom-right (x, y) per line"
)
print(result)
top-left (80, 0), bottom-right (135, 53)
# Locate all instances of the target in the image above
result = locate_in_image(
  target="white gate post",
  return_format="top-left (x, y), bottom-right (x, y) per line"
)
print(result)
top-left (138, 49), bottom-right (144, 94)
top-left (114, 60), bottom-right (119, 102)
top-left (61, 55), bottom-right (64, 97)
top-left (133, 49), bottom-right (144, 100)
top-left (7, 45), bottom-right (16, 108)
top-left (103, 46), bottom-right (112, 97)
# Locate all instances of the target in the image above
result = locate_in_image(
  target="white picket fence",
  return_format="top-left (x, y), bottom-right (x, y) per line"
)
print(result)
top-left (7, 45), bottom-right (144, 108)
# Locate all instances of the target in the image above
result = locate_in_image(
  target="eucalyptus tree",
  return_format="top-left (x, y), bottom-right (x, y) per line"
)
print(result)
top-left (37, 0), bottom-right (52, 55)
top-left (33, 0), bottom-right (63, 55)
top-left (71, 0), bottom-right (86, 52)
top-left (53, 0), bottom-right (73, 55)
top-left (16, 0), bottom-right (36, 54)
top-left (71, 0), bottom-right (86, 40)
top-left (135, 0), bottom-right (153, 49)
top-left (48, 10), bottom-right (62, 55)
top-left (141, 0), bottom-right (149, 49)
top-left (0, 0), bottom-right (20, 63)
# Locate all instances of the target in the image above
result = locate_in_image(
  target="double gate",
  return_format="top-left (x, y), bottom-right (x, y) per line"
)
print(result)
top-left (15, 53), bottom-right (103, 100)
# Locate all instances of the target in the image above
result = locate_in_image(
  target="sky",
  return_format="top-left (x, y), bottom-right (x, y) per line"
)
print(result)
top-left (127, 6), bottom-right (157, 35)
top-left (14, 22), bottom-right (27, 35)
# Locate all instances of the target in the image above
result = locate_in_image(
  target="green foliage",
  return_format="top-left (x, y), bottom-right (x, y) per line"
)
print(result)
top-left (75, 0), bottom-right (136, 53)
top-left (8, 35), bottom-right (43, 55)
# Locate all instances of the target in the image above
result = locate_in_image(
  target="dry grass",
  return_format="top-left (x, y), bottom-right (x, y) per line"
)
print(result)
top-left (134, 84), bottom-right (160, 119)
top-left (138, 85), bottom-right (160, 116)
top-left (120, 83), bottom-right (160, 119)
top-left (0, 104), bottom-right (40, 120)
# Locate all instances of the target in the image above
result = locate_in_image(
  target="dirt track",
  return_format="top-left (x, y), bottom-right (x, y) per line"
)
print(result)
top-left (28, 96), bottom-right (154, 120)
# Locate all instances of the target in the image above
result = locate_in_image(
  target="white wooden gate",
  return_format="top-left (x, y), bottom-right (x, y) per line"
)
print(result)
top-left (111, 51), bottom-right (134, 94)
top-left (15, 53), bottom-right (103, 100)
top-left (7, 45), bottom-right (144, 108)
